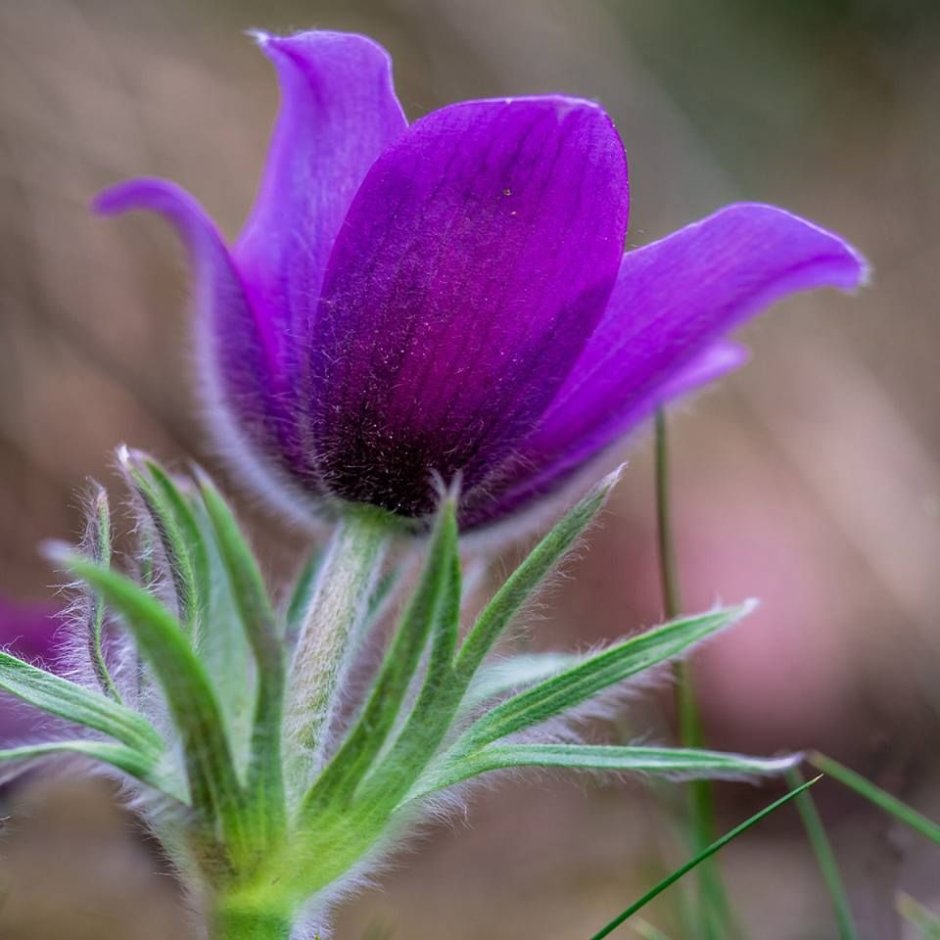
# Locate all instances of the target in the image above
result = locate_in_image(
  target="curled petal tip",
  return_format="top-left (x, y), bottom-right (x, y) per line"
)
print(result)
top-left (92, 178), bottom-right (168, 217)
top-left (732, 202), bottom-right (869, 294)
top-left (247, 28), bottom-right (272, 46)
top-left (252, 28), bottom-right (394, 69)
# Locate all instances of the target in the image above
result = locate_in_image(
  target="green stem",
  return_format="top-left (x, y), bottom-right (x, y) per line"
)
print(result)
top-left (284, 508), bottom-right (392, 798)
top-left (213, 903), bottom-right (292, 940)
top-left (654, 409), bottom-right (732, 940)
top-left (786, 768), bottom-right (858, 939)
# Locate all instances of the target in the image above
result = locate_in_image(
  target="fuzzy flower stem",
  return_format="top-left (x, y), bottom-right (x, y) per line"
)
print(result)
top-left (284, 507), bottom-right (393, 797)
top-left (214, 902), bottom-right (292, 940)
top-left (654, 408), bottom-right (733, 939)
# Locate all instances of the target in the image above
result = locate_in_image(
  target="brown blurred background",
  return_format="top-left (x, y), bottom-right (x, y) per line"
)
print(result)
top-left (1, 0), bottom-right (939, 937)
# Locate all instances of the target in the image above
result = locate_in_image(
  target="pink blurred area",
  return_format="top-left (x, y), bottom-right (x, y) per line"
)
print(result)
top-left (0, 1), bottom-right (938, 938)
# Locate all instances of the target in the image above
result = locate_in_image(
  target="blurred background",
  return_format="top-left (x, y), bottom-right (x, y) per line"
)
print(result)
top-left (0, 0), bottom-right (938, 937)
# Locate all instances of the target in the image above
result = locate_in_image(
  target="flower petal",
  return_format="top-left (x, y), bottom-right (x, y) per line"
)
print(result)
top-left (464, 203), bottom-right (867, 527)
top-left (93, 179), bottom-right (322, 511)
top-left (307, 96), bottom-right (629, 516)
top-left (460, 342), bottom-right (748, 529)
top-left (0, 598), bottom-right (59, 664)
top-left (237, 31), bottom-right (407, 345)
top-left (0, 597), bottom-right (60, 744)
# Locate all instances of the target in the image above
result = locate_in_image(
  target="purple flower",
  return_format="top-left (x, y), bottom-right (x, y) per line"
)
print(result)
top-left (0, 597), bottom-right (59, 744)
top-left (95, 30), bottom-right (866, 531)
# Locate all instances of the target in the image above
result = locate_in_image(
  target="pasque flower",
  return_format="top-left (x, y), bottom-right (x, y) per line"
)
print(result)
top-left (95, 30), bottom-right (866, 530)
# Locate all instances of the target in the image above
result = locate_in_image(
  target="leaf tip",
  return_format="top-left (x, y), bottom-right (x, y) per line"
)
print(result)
top-left (40, 538), bottom-right (77, 567)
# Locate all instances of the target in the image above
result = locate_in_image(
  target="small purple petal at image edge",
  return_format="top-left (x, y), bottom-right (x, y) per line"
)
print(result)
top-left (93, 29), bottom-right (868, 534)
top-left (0, 598), bottom-right (60, 744)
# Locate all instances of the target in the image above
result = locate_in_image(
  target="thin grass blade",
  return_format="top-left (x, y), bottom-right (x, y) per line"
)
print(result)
top-left (898, 893), bottom-right (940, 938)
top-left (786, 767), bottom-right (858, 940)
top-left (810, 752), bottom-right (940, 845)
top-left (587, 776), bottom-right (820, 940)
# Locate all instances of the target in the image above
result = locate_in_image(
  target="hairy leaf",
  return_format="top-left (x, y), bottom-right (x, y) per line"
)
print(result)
top-left (455, 472), bottom-right (618, 684)
top-left (0, 650), bottom-right (162, 757)
top-left (413, 744), bottom-right (801, 798)
top-left (457, 605), bottom-right (752, 750)
top-left (304, 499), bottom-right (460, 812)
top-left (121, 448), bottom-right (201, 635)
top-left (0, 740), bottom-right (184, 800)
top-left (463, 651), bottom-right (584, 710)
top-left (82, 484), bottom-right (123, 702)
top-left (198, 470), bottom-right (285, 847)
top-left (56, 551), bottom-right (249, 859)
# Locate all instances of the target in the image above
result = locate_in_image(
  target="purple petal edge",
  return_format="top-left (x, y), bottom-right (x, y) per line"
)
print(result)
top-left (460, 203), bottom-right (867, 528)
top-left (93, 177), bottom-right (325, 517)
top-left (459, 340), bottom-right (748, 530)
top-left (236, 31), bottom-right (407, 347)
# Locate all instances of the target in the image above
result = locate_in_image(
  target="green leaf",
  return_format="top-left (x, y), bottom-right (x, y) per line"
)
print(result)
top-left (56, 551), bottom-right (249, 860)
top-left (144, 459), bottom-right (211, 623)
top-left (303, 499), bottom-right (460, 813)
top-left (412, 744), bottom-right (800, 798)
top-left (198, 471), bottom-right (285, 847)
top-left (786, 768), bottom-right (857, 940)
top-left (0, 740), bottom-right (184, 800)
top-left (351, 537), bottom-right (464, 811)
top-left (463, 651), bottom-right (584, 710)
top-left (898, 893), bottom-right (940, 939)
top-left (120, 448), bottom-right (201, 635)
top-left (810, 752), bottom-right (940, 845)
top-left (0, 650), bottom-right (163, 758)
top-left (456, 605), bottom-right (752, 751)
top-left (188, 495), bottom-right (256, 764)
top-left (82, 483), bottom-right (123, 702)
top-left (455, 473), bottom-right (618, 685)
top-left (285, 550), bottom-right (322, 635)
top-left (587, 776), bottom-right (820, 940)
top-left (358, 479), bottom-right (614, 811)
